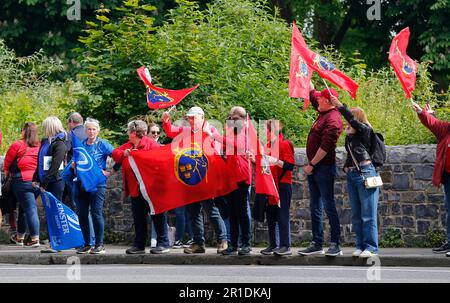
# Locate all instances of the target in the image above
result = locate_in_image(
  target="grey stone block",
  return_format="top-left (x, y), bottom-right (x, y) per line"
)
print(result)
top-left (415, 204), bottom-right (439, 219)
top-left (392, 174), bottom-right (410, 190)
top-left (402, 205), bottom-right (413, 216)
top-left (414, 165), bottom-right (434, 180)
top-left (417, 220), bottom-right (431, 234)
top-left (402, 216), bottom-right (415, 228)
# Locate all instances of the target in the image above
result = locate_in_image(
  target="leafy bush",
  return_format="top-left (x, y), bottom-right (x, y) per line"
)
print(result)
top-left (76, 0), bottom-right (449, 147)
top-left (379, 228), bottom-right (406, 248)
top-left (0, 40), bottom-right (85, 153)
top-left (424, 229), bottom-right (447, 248)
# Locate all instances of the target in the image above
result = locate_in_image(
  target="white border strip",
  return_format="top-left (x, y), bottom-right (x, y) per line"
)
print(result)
top-left (128, 154), bottom-right (156, 215)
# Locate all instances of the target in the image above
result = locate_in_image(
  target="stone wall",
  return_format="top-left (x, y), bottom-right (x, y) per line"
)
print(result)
top-left (0, 145), bottom-right (446, 246)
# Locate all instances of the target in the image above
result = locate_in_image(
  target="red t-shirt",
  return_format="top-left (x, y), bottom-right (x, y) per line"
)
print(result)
top-left (4, 140), bottom-right (40, 182)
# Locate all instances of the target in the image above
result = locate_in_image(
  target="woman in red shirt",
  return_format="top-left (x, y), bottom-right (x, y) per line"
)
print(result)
top-left (412, 102), bottom-right (450, 255)
top-left (261, 119), bottom-right (296, 256)
top-left (4, 123), bottom-right (41, 247)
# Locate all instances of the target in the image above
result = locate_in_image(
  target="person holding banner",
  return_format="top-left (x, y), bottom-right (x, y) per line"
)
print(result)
top-left (112, 120), bottom-right (170, 254)
top-left (32, 116), bottom-right (68, 253)
top-left (299, 82), bottom-right (343, 257)
top-left (4, 122), bottom-right (41, 247)
top-left (216, 106), bottom-right (253, 256)
top-left (74, 118), bottom-right (115, 254)
top-left (260, 119), bottom-right (295, 256)
top-left (162, 106), bottom-right (228, 254)
top-left (411, 102), bottom-right (450, 256)
top-left (329, 97), bottom-right (380, 258)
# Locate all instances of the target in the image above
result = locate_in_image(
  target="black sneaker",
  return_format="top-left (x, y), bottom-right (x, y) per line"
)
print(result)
top-left (76, 245), bottom-right (92, 254)
top-left (298, 242), bottom-right (324, 256)
top-left (173, 240), bottom-right (183, 249)
top-left (238, 246), bottom-right (252, 256)
top-left (325, 243), bottom-right (343, 257)
top-left (91, 245), bottom-right (106, 254)
top-left (183, 239), bottom-right (194, 248)
top-left (432, 242), bottom-right (450, 254)
top-left (260, 246), bottom-right (278, 255)
top-left (221, 246), bottom-right (238, 256)
top-left (274, 246), bottom-right (292, 256)
top-left (125, 246), bottom-right (145, 254)
top-left (150, 246), bottom-right (170, 254)
top-left (40, 247), bottom-right (60, 253)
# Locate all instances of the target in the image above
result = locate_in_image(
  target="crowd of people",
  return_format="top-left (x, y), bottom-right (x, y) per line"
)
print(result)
top-left (0, 81), bottom-right (449, 258)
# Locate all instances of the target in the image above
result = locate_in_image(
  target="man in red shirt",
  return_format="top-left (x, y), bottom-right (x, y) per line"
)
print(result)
top-left (412, 102), bottom-right (450, 256)
top-left (162, 106), bottom-right (228, 254)
top-left (299, 82), bottom-right (343, 257)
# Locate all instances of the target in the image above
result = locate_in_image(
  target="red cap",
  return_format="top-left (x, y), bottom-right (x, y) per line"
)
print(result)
top-left (319, 88), bottom-right (339, 100)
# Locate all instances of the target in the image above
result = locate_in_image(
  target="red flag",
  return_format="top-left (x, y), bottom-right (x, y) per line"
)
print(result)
top-left (137, 66), bottom-right (199, 109)
top-left (292, 24), bottom-right (359, 99)
top-left (388, 27), bottom-right (417, 99)
top-left (289, 22), bottom-right (313, 111)
top-left (246, 116), bottom-right (280, 206)
top-left (128, 134), bottom-right (237, 214)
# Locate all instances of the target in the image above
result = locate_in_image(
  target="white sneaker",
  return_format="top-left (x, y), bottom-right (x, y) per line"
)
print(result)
top-left (359, 250), bottom-right (378, 258)
top-left (352, 249), bottom-right (363, 257)
top-left (446, 252), bottom-right (450, 257)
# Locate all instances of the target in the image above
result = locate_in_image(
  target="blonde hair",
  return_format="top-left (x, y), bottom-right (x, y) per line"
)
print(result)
top-left (42, 116), bottom-right (65, 138)
top-left (84, 117), bottom-right (100, 132)
top-left (351, 107), bottom-right (372, 128)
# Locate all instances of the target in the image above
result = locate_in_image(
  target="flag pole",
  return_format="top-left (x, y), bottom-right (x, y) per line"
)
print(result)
top-left (322, 78), bottom-right (334, 97)
top-left (246, 114), bottom-right (251, 181)
top-left (167, 105), bottom-right (176, 113)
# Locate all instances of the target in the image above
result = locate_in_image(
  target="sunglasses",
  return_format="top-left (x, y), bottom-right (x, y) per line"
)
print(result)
top-left (151, 131), bottom-right (160, 135)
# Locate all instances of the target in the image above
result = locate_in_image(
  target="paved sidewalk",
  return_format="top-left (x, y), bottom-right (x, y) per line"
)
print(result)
top-left (0, 245), bottom-right (449, 266)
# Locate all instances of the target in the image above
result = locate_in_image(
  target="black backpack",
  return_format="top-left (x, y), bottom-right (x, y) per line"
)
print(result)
top-left (369, 130), bottom-right (387, 167)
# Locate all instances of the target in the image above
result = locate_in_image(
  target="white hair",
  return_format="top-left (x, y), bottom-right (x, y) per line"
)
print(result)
top-left (84, 117), bottom-right (101, 132)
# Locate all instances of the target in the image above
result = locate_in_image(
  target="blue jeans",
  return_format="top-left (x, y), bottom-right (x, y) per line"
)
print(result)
top-left (216, 196), bottom-right (231, 242)
top-left (175, 206), bottom-right (193, 241)
top-left (307, 164), bottom-right (341, 246)
top-left (443, 172), bottom-right (450, 242)
top-left (76, 184), bottom-right (106, 247)
top-left (227, 183), bottom-right (252, 248)
top-left (131, 195), bottom-right (169, 249)
top-left (45, 179), bottom-right (65, 202)
top-left (347, 164), bottom-right (380, 252)
top-left (187, 199), bottom-right (227, 245)
top-left (267, 183), bottom-right (292, 248)
top-left (72, 182), bottom-right (95, 246)
top-left (12, 180), bottom-right (40, 238)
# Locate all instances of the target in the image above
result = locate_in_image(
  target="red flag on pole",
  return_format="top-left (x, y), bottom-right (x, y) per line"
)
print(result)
top-left (388, 27), bottom-right (417, 99)
top-left (137, 66), bottom-right (199, 109)
top-left (292, 24), bottom-right (359, 99)
top-left (246, 116), bottom-right (280, 206)
top-left (289, 21), bottom-right (313, 111)
top-left (128, 134), bottom-right (237, 214)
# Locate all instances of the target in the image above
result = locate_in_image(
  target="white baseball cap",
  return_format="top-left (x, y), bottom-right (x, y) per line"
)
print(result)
top-left (186, 106), bottom-right (205, 117)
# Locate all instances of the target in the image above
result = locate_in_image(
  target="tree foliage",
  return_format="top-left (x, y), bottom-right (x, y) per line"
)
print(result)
top-left (77, 0), bottom-right (448, 147)
top-left (0, 40), bottom-right (84, 153)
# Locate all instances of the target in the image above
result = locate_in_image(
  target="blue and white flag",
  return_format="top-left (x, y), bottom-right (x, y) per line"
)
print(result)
top-left (72, 133), bottom-right (106, 192)
top-left (41, 192), bottom-right (84, 250)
